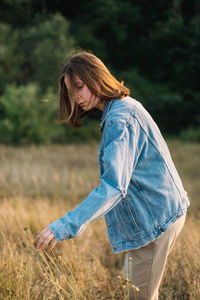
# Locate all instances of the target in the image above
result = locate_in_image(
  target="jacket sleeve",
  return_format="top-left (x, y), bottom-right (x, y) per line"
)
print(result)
top-left (48, 120), bottom-right (137, 241)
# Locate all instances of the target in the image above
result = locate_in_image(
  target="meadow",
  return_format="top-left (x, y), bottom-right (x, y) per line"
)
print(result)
top-left (0, 140), bottom-right (199, 299)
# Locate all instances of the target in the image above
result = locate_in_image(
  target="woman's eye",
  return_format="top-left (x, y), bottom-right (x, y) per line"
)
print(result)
top-left (77, 84), bottom-right (83, 89)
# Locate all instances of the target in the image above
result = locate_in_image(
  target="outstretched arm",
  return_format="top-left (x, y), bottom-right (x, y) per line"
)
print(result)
top-left (37, 120), bottom-right (137, 250)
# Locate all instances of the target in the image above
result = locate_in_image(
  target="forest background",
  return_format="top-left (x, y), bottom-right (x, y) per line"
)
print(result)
top-left (0, 0), bottom-right (199, 144)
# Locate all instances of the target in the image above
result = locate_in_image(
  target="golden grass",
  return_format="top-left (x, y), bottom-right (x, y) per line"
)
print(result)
top-left (0, 141), bottom-right (199, 299)
top-left (0, 197), bottom-right (124, 299)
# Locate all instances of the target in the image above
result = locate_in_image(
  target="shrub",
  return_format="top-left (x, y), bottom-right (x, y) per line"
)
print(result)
top-left (0, 84), bottom-right (63, 145)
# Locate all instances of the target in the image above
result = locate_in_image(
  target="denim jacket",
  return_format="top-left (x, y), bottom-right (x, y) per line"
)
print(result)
top-left (49, 96), bottom-right (190, 254)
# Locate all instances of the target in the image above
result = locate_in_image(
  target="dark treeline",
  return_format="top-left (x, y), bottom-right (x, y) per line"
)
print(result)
top-left (0, 0), bottom-right (199, 144)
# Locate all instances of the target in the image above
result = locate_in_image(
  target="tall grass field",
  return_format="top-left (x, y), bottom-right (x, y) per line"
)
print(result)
top-left (0, 140), bottom-right (199, 299)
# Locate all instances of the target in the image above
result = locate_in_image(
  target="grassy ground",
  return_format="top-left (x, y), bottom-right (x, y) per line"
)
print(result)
top-left (0, 140), bottom-right (199, 299)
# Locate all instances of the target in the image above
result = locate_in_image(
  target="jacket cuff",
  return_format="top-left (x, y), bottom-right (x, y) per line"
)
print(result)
top-left (48, 219), bottom-right (69, 241)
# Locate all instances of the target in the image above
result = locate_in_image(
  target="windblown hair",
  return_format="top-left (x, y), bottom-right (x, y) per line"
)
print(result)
top-left (59, 51), bottom-right (130, 128)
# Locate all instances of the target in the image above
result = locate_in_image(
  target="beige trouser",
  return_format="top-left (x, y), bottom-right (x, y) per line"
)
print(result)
top-left (123, 214), bottom-right (186, 300)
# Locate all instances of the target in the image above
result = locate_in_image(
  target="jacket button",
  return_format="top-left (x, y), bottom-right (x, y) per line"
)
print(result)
top-left (108, 224), bottom-right (111, 227)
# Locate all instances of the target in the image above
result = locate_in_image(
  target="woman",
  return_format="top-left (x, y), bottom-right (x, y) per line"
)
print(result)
top-left (37, 51), bottom-right (190, 299)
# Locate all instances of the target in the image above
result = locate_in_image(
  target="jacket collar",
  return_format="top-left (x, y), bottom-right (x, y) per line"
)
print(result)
top-left (100, 100), bottom-right (113, 132)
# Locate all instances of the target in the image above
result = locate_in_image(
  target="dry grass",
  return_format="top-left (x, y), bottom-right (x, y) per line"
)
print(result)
top-left (0, 141), bottom-right (199, 299)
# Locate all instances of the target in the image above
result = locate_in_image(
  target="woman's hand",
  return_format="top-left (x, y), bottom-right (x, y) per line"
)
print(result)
top-left (37, 227), bottom-right (57, 251)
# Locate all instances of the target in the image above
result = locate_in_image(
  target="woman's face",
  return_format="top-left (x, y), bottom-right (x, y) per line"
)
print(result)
top-left (64, 74), bottom-right (103, 111)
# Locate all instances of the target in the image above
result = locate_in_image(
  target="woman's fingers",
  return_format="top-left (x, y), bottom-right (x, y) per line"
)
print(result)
top-left (37, 227), bottom-right (48, 248)
top-left (37, 227), bottom-right (56, 250)
top-left (37, 233), bottom-right (52, 250)
top-left (39, 226), bottom-right (50, 237)
top-left (40, 233), bottom-right (54, 250)
top-left (49, 238), bottom-right (57, 251)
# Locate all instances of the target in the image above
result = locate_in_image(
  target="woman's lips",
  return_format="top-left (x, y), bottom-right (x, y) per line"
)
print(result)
top-left (79, 102), bottom-right (86, 107)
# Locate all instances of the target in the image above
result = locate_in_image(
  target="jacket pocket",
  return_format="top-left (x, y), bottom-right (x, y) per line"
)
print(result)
top-left (107, 199), bottom-right (141, 242)
top-left (122, 200), bottom-right (141, 233)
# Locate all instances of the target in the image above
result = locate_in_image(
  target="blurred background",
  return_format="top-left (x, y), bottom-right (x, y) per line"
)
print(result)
top-left (0, 0), bottom-right (199, 145)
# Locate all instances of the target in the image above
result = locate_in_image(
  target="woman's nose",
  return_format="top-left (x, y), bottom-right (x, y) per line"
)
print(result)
top-left (76, 93), bottom-right (81, 102)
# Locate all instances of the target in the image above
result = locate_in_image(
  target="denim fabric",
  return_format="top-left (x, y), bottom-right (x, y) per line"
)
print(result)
top-left (49, 96), bottom-right (190, 253)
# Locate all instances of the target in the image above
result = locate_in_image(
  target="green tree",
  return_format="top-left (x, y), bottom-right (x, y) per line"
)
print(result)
top-left (19, 13), bottom-right (74, 93)
top-left (0, 23), bottom-right (24, 93)
top-left (0, 13), bottom-right (75, 95)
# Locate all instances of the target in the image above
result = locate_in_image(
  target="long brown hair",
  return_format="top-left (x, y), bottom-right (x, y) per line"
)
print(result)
top-left (59, 51), bottom-right (130, 128)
